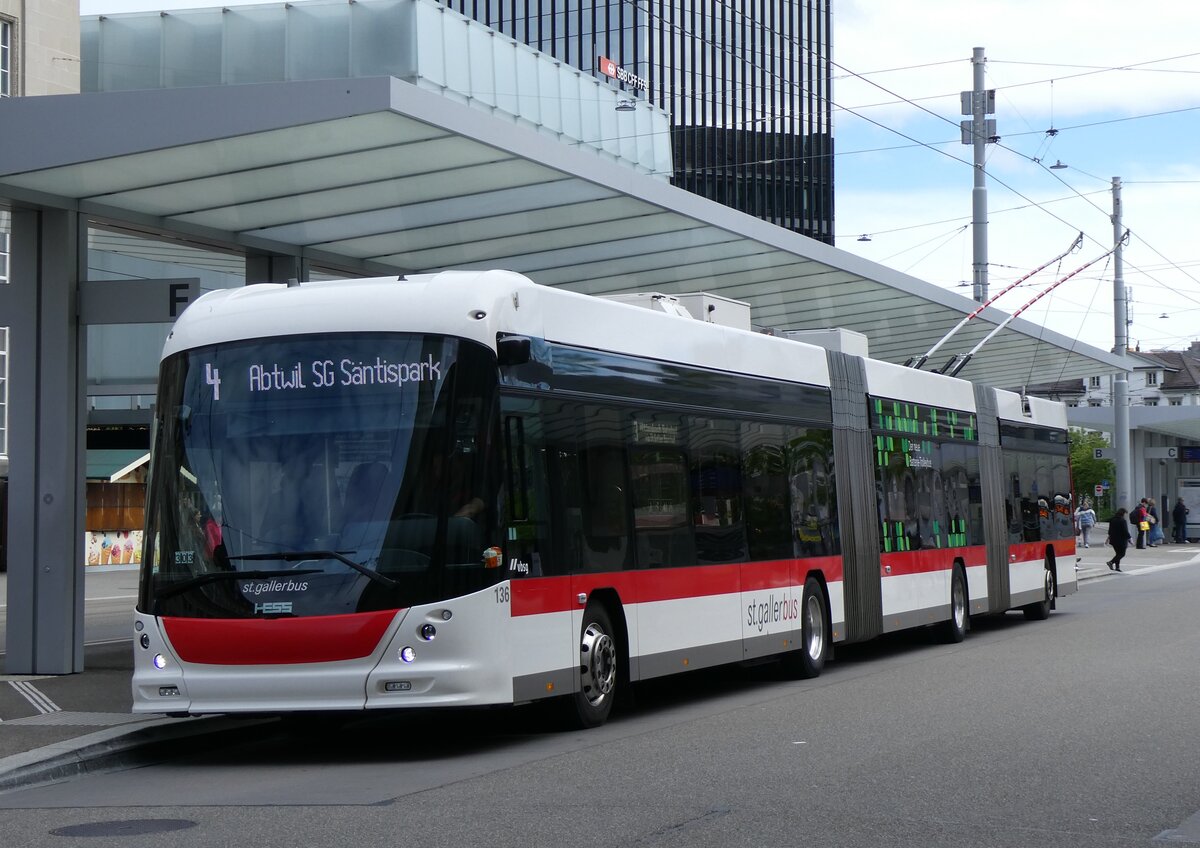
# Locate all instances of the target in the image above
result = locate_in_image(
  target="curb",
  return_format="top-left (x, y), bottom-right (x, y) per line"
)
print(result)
top-left (0, 715), bottom-right (275, 794)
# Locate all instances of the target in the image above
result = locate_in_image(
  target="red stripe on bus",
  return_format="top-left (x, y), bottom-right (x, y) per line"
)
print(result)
top-left (1007, 539), bottom-right (1076, 562)
top-left (880, 545), bottom-right (988, 576)
top-left (510, 557), bottom-right (846, 617)
top-left (163, 610), bottom-right (396, 665)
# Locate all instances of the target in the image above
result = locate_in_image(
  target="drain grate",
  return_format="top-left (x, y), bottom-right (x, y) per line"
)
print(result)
top-left (50, 819), bottom-right (197, 837)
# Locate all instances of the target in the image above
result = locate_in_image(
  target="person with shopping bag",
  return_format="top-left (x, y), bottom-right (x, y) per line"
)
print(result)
top-left (1147, 498), bottom-right (1164, 547)
top-left (1130, 499), bottom-right (1149, 550)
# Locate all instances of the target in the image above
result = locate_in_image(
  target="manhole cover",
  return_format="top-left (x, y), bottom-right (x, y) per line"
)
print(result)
top-left (49, 819), bottom-right (197, 837)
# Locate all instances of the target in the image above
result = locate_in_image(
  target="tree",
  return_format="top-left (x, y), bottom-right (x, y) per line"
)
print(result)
top-left (1069, 429), bottom-right (1116, 517)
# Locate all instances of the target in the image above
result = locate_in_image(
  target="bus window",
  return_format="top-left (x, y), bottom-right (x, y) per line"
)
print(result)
top-left (941, 443), bottom-right (982, 547)
top-left (500, 396), bottom-right (555, 577)
top-left (553, 404), bottom-right (632, 573)
top-left (630, 413), bottom-right (694, 568)
top-left (742, 422), bottom-right (792, 561)
top-left (689, 416), bottom-right (746, 564)
top-left (790, 428), bottom-right (836, 556)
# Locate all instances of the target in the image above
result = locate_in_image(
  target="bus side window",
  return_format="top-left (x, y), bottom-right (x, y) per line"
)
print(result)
top-left (553, 404), bottom-right (632, 573)
top-left (629, 412), bottom-right (694, 568)
top-left (790, 427), bottom-right (836, 557)
top-left (689, 416), bottom-right (746, 564)
top-left (500, 398), bottom-right (555, 577)
top-left (742, 422), bottom-right (793, 562)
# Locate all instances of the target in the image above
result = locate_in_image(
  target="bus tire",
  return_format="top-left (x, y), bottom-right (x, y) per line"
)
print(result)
top-left (780, 576), bottom-right (828, 679)
top-left (569, 604), bottom-right (619, 728)
top-left (1023, 559), bottom-right (1055, 621)
top-left (939, 564), bottom-right (968, 643)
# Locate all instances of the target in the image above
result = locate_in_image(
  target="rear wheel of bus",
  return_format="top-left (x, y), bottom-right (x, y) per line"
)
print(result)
top-left (1023, 555), bottom-right (1055, 620)
top-left (938, 563), bottom-right (968, 643)
top-left (780, 576), bottom-right (829, 679)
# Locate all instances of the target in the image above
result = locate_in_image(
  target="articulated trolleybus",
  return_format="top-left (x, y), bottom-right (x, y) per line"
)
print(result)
top-left (134, 270), bottom-right (1076, 727)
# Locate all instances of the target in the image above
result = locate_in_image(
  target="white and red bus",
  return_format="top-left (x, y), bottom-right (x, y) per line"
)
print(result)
top-left (133, 270), bottom-right (1076, 726)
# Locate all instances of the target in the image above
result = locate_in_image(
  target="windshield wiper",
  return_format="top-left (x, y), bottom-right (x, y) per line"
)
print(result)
top-left (230, 550), bottom-right (401, 589)
top-left (153, 568), bottom-right (322, 606)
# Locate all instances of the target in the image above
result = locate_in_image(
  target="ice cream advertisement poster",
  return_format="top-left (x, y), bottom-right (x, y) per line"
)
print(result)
top-left (86, 530), bottom-right (142, 568)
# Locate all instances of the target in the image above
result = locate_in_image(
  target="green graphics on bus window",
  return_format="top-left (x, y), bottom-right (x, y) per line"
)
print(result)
top-left (871, 398), bottom-right (976, 442)
top-left (872, 398), bottom-right (977, 554)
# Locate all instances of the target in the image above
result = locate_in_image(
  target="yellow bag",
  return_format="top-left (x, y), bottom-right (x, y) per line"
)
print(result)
top-left (1139, 520), bottom-right (1150, 531)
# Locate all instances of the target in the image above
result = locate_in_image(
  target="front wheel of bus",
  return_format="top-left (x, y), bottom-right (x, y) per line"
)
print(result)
top-left (780, 576), bottom-right (828, 679)
top-left (571, 605), bottom-right (619, 728)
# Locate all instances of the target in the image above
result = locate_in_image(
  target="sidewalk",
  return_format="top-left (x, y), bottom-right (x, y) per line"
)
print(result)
top-left (1070, 535), bottom-right (1198, 579)
top-left (0, 571), bottom-right (262, 792)
top-left (2, 542), bottom-right (1199, 792)
top-left (0, 642), bottom-right (257, 792)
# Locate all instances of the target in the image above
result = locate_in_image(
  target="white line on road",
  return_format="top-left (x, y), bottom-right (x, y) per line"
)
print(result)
top-left (9, 680), bottom-right (62, 714)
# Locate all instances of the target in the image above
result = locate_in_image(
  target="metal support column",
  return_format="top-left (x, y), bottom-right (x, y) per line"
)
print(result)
top-left (1112, 177), bottom-right (1131, 511)
top-left (5, 207), bottom-right (87, 674)
top-left (969, 47), bottom-right (990, 303)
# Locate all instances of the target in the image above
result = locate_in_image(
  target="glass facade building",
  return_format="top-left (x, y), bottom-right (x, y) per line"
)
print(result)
top-left (440, 0), bottom-right (834, 241)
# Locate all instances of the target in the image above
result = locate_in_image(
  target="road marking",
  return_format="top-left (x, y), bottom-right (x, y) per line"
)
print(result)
top-left (1124, 561), bottom-right (1195, 577)
top-left (9, 680), bottom-right (62, 714)
top-left (1155, 806), bottom-right (1200, 843)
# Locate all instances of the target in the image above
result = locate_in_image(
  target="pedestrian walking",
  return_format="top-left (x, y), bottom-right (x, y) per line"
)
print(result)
top-left (1131, 499), bottom-right (1149, 549)
top-left (1173, 497), bottom-right (1191, 543)
top-left (1074, 500), bottom-right (1097, 548)
top-left (1147, 498), bottom-right (1164, 546)
top-left (1107, 507), bottom-right (1131, 571)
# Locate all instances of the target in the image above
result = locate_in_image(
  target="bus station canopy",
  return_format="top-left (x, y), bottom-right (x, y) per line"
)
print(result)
top-left (0, 76), bottom-right (1132, 390)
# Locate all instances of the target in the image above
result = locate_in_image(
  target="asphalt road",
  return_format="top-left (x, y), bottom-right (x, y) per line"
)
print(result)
top-left (1, 564), bottom-right (1199, 847)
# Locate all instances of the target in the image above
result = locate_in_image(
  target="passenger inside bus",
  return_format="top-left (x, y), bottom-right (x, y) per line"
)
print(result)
top-left (258, 445), bottom-right (330, 549)
top-left (340, 460), bottom-right (391, 549)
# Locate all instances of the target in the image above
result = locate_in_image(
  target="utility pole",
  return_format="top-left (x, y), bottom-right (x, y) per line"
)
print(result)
top-left (1112, 177), bottom-right (1132, 510)
top-left (961, 47), bottom-right (996, 303)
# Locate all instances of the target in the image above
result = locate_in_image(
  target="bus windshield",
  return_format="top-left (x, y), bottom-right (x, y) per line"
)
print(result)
top-left (139, 332), bottom-right (501, 619)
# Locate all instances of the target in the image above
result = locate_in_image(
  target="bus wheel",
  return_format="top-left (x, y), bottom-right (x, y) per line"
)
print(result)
top-left (1023, 560), bottom-right (1055, 621)
top-left (781, 576), bottom-right (828, 679)
top-left (939, 565), bottom-right (968, 643)
top-left (571, 604), bottom-right (618, 728)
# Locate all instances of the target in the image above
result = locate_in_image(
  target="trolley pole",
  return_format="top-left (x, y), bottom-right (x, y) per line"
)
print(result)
top-left (1112, 177), bottom-right (1132, 510)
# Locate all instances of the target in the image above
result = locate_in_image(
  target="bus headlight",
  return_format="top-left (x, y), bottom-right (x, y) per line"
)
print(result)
top-left (153, 654), bottom-right (168, 669)
top-left (419, 624), bottom-right (436, 641)
top-left (399, 646), bottom-right (416, 663)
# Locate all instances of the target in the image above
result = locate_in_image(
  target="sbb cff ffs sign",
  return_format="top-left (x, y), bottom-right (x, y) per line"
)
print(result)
top-left (598, 55), bottom-right (648, 91)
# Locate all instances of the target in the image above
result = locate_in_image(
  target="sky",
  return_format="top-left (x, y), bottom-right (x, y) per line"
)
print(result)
top-left (832, 1), bottom-right (1200, 356)
top-left (77, 0), bottom-right (1200, 357)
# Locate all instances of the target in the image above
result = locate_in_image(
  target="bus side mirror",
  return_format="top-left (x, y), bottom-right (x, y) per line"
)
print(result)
top-left (497, 335), bottom-right (531, 367)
